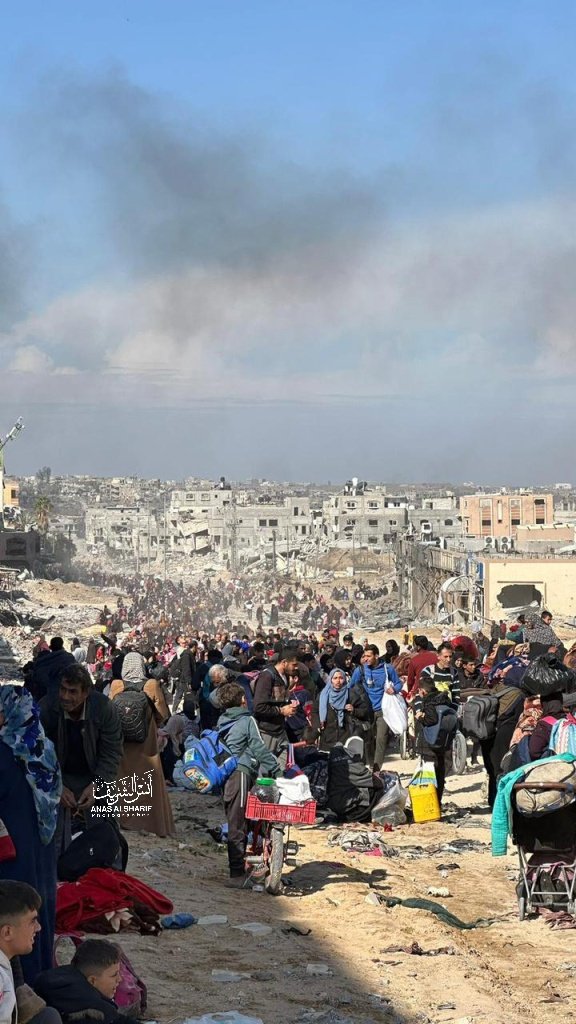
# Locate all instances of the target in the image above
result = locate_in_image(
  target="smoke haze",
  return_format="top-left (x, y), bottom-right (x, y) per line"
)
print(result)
top-left (1, 46), bottom-right (576, 483)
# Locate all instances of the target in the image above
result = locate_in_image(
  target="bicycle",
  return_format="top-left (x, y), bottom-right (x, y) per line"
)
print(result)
top-left (244, 793), bottom-right (317, 895)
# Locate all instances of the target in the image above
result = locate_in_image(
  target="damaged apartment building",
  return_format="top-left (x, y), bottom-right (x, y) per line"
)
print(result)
top-left (84, 481), bottom-right (315, 571)
top-left (396, 489), bottom-right (576, 625)
top-left (324, 480), bottom-right (462, 551)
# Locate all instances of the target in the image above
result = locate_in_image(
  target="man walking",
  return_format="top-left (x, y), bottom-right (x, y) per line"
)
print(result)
top-left (350, 645), bottom-right (402, 770)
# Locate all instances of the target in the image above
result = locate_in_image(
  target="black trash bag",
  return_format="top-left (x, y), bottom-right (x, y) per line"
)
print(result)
top-left (521, 654), bottom-right (576, 698)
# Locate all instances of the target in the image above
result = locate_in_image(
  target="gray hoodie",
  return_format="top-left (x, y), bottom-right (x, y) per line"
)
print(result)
top-left (218, 706), bottom-right (279, 777)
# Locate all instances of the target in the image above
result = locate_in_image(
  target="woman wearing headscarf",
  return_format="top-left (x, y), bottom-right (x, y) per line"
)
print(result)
top-left (525, 613), bottom-right (562, 661)
top-left (0, 685), bottom-right (61, 983)
top-left (109, 652), bottom-right (175, 838)
top-left (307, 668), bottom-right (373, 752)
top-left (384, 639), bottom-right (401, 666)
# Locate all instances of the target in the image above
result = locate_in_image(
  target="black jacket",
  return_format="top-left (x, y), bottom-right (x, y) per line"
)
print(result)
top-left (35, 965), bottom-right (127, 1024)
top-left (306, 686), bottom-right (373, 751)
top-left (178, 648), bottom-right (196, 690)
top-left (30, 648), bottom-right (76, 701)
top-left (40, 690), bottom-right (123, 786)
top-left (253, 666), bottom-right (289, 737)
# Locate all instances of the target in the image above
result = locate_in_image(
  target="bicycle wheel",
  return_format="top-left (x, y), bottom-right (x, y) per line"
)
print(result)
top-left (451, 730), bottom-right (468, 775)
top-left (265, 826), bottom-right (285, 895)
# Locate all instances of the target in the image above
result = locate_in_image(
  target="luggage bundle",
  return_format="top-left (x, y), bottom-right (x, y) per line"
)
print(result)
top-left (515, 759), bottom-right (576, 817)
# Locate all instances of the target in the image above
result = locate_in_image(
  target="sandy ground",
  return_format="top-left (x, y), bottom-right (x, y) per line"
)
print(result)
top-left (13, 579), bottom-right (576, 1022)
top-left (111, 756), bottom-right (576, 1024)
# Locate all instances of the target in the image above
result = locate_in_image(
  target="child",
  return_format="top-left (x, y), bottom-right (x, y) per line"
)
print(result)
top-left (0, 881), bottom-right (59, 1024)
top-left (217, 683), bottom-right (280, 888)
top-left (34, 940), bottom-right (126, 1024)
top-left (414, 678), bottom-right (456, 803)
top-left (285, 670), bottom-right (314, 744)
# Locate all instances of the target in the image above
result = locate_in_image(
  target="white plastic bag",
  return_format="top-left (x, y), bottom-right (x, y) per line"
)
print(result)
top-left (276, 775), bottom-right (312, 805)
top-left (381, 692), bottom-right (408, 735)
top-left (371, 771), bottom-right (408, 826)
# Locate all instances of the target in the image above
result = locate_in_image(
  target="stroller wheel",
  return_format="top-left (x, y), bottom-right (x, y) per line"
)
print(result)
top-left (518, 895), bottom-right (526, 921)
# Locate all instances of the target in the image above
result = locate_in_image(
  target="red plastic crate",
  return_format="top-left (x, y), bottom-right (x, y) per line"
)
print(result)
top-left (245, 794), bottom-right (317, 824)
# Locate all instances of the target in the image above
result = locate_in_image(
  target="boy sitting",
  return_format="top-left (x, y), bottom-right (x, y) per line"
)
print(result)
top-left (217, 683), bottom-right (280, 888)
top-left (0, 881), bottom-right (60, 1024)
top-left (34, 940), bottom-right (126, 1024)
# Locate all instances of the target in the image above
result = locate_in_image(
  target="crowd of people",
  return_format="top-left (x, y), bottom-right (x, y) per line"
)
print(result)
top-left (78, 569), bottom-right (394, 635)
top-left (2, 582), bottom-right (576, 1024)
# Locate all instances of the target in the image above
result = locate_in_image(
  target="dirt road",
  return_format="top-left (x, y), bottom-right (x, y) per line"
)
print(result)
top-left (15, 579), bottom-right (574, 1022)
top-left (114, 759), bottom-right (574, 1024)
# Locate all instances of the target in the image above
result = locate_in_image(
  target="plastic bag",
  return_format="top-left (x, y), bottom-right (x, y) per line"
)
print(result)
top-left (373, 803), bottom-right (407, 826)
top-left (276, 776), bottom-right (312, 805)
top-left (410, 762), bottom-right (437, 787)
top-left (522, 654), bottom-right (576, 698)
top-left (374, 772), bottom-right (408, 810)
top-left (381, 692), bottom-right (408, 735)
top-left (371, 771), bottom-right (408, 825)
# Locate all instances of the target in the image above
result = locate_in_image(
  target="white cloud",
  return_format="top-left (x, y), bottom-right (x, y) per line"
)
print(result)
top-left (8, 345), bottom-right (54, 374)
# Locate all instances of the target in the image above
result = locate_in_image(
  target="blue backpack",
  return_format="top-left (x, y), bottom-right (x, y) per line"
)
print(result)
top-left (423, 705), bottom-right (458, 752)
top-left (173, 721), bottom-right (238, 794)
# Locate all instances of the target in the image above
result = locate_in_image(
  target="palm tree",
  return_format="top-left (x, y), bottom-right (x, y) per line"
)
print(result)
top-left (35, 496), bottom-right (52, 535)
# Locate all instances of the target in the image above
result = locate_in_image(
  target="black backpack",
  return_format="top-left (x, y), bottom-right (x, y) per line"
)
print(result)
top-left (461, 687), bottom-right (517, 742)
top-left (114, 681), bottom-right (152, 743)
top-left (57, 820), bottom-right (128, 881)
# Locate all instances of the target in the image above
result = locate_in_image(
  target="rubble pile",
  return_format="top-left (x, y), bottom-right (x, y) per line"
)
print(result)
top-left (0, 578), bottom-right (116, 674)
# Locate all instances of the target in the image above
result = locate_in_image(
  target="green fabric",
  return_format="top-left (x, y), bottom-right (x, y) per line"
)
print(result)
top-left (491, 752), bottom-right (576, 857)
top-left (383, 896), bottom-right (495, 929)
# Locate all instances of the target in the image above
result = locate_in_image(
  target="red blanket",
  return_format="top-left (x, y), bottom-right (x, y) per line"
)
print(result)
top-left (56, 868), bottom-right (173, 932)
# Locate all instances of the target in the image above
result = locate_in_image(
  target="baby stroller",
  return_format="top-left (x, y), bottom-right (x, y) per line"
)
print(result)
top-left (511, 760), bottom-right (576, 920)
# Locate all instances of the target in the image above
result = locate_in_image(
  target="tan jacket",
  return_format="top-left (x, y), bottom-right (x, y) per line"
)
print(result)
top-left (109, 677), bottom-right (170, 725)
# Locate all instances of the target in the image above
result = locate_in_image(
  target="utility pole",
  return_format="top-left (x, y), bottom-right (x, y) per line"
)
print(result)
top-left (147, 510), bottom-right (151, 572)
top-left (229, 491), bottom-right (238, 573)
top-left (285, 524), bottom-right (290, 577)
top-left (163, 492), bottom-right (168, 586)
top-left (352, 526), bottom-right (356, 577)
top-left (272, 530), bottom-right (277, 575)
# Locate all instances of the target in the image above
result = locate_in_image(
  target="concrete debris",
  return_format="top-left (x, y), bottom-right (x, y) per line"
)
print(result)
top-left (210, 969), bottom-right (251, 983)
top-left (231, 922), bottom-right (273, 936)
top-left (306, 963), bottom-right (333, 977)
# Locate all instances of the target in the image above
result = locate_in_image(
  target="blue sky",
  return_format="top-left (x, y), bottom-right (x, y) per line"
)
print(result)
top-left (1, 1), bottom-right (576, 483)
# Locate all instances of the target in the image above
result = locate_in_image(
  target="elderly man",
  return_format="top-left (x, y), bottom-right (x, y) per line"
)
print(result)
top-left (199, 663), bottom-right (230, 730)
top-left (39, 663), bottom-right (123, 855)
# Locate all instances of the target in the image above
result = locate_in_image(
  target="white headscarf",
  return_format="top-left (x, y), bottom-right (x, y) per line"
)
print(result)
top-left (121, 651), bottom-right (147, 684)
